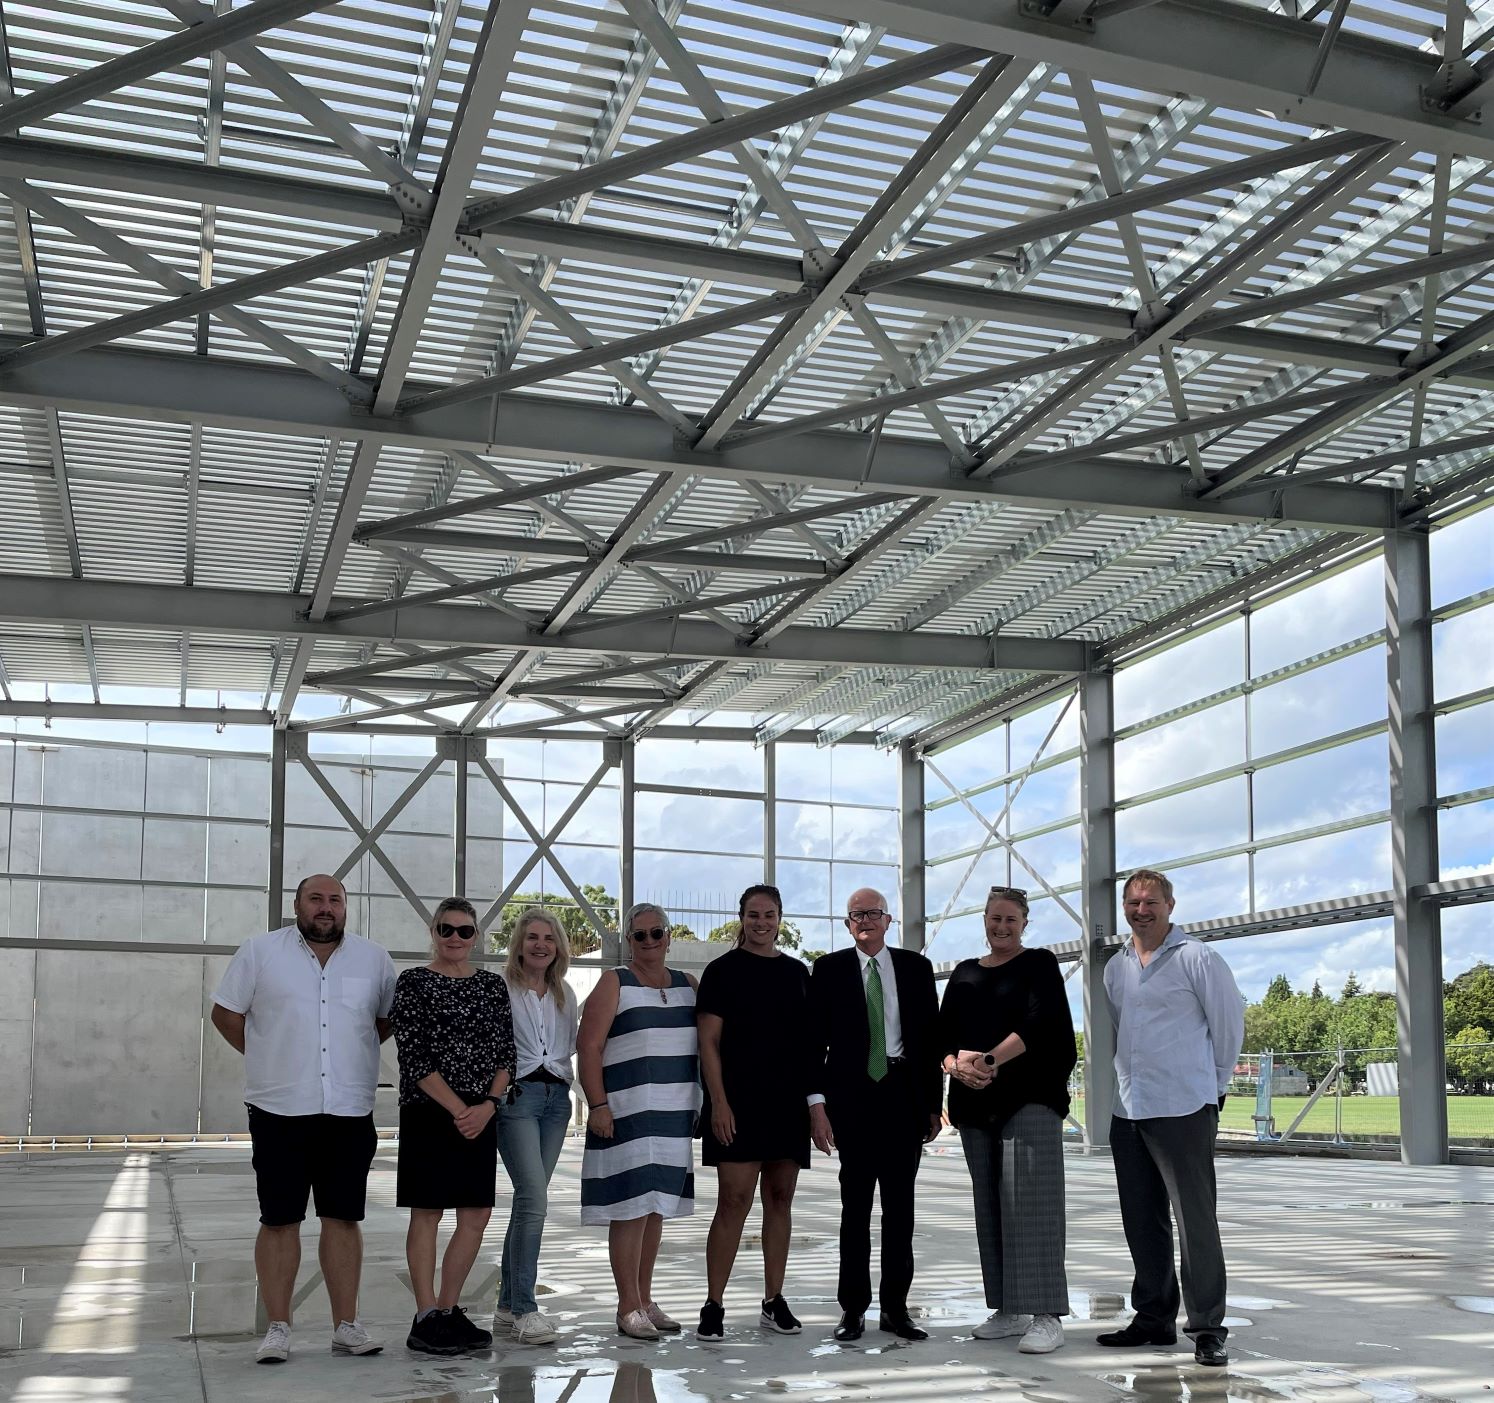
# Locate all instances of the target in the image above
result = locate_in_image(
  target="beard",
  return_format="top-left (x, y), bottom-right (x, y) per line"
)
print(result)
top-left (298, 915), bottom-right (344, 945)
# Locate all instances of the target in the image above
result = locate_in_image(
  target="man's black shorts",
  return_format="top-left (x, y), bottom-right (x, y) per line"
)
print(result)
top-left (247, 1104), bottom-right (378, 1226)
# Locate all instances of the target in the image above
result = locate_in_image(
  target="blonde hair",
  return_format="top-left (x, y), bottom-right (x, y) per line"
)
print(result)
top-left (505, 907), bottom-right (571, 1010)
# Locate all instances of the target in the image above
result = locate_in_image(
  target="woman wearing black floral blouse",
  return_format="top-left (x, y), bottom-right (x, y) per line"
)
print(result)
top-left (391, 897), bottom-right (516, 1356)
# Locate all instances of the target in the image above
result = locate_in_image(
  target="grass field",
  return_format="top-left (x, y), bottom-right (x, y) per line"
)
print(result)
top-left (1067, 1095), bottom-right (1494, 1141)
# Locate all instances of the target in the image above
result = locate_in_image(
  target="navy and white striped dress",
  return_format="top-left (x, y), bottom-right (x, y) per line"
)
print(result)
top-left (580, 967), bottom-right (700, 1224)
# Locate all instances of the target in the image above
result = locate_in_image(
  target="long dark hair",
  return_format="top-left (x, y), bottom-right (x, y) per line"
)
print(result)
top-left (734, 883), bottom-right (784, 948)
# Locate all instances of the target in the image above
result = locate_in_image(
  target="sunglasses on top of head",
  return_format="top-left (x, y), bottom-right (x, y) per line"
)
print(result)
top-left (436, 921), bottom-right (478, 940)
top-left (630, 926), bottom-right (668, 943)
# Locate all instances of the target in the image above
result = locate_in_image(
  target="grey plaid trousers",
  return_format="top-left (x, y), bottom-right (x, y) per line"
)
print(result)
top-left (958, 1103), bottom-right (1070, 1315)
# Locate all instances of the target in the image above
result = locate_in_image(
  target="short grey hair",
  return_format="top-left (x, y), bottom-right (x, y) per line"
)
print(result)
top-left (623, 901), bottom-right (670, 934)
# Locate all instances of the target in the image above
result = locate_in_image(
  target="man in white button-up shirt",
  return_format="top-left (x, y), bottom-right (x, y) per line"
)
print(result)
top-left (211, 873), bottom-right (396, 1364)
top-left (1099, 868), bottom-right (1244, 1368)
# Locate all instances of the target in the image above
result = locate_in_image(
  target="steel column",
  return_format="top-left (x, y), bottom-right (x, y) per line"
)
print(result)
top-left (900, 740), bottom-right (926, 951)
top-left (268, 728), bottom-right (286, 930)
top-left (763, 741), bottom-right (777, 886)
top-left (1079, 669), bottom-right (1118, 1150)
top-left (614, 739), bottom-right (634, 969)
top-left (1384, 527), bottom-right (1447, 1164)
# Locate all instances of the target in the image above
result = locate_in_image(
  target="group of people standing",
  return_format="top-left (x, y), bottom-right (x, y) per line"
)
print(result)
top-left (211, 865), bottom-right (1244, 1372)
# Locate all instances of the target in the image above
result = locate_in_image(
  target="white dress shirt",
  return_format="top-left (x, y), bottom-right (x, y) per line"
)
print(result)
top-left (503, 974), bottom-right (579, 1081)
top-left (1105, 923), bottom-right (1246, 1120)
top-left (214, 925), bottom-right (396, 1117)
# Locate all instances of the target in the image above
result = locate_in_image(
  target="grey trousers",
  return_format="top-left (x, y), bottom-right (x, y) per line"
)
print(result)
top-left (959, 1104), bottom-right (1070, 1315)
top-left (1108, 1105), bottom-right (1227, 1340)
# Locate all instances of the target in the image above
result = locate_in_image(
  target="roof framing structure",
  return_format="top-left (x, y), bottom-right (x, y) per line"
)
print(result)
top-left (0, 0), bottom-right (1491, 747)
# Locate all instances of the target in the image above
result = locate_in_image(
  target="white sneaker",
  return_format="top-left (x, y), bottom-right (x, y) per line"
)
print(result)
top-left (514, 1310), bottom-right (558, 1344)
top-left (492, 1305), bottom-right (516, 1334)
top-left (972, 1311), bottom-right (1028, 1340)
top-left (256, 1320), bottom-right (291, 1363)
top-left (1018, 1314), bottom-right (1064, 1354)
top-left (330, 1318), bottom-right (383, 1355)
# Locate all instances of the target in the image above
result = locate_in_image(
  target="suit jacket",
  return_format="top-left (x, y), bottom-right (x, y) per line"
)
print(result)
top-left (807, 945), bottom-right (941, 1135)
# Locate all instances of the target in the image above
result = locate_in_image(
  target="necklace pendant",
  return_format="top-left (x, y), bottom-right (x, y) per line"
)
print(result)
top-left (659, 988), bottom-right (668, 1004)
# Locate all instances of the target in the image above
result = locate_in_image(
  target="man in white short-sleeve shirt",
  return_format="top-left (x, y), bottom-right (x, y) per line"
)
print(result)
top-left (211, 873), bottom-right (396, 1364)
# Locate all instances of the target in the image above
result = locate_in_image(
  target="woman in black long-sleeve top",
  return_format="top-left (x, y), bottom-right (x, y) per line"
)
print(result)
top-left (939, 885), bottom-right (1075, 1355)
top-left (391, 897), bottom-right (517, 1355)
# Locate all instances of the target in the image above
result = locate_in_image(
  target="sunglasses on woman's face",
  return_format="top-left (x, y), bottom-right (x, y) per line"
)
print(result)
top-left (630, 927), bottom-right (667, 943)
top-left (437, 922), bottom-right (478, 940)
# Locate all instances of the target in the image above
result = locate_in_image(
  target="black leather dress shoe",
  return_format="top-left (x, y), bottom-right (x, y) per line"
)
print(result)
top-left (878, 1313), bottom-right (928, 1342)
top-left (833, 1312), bottom-right (865, 1342)
top-left (1194, 1336), bottom-right (1228, 1367)
top-left (1096, 1321), bottom-right (1178, 1348)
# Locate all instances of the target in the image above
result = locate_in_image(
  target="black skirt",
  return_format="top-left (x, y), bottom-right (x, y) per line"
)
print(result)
top-left (396, 1098), bottom-right (498, 1209)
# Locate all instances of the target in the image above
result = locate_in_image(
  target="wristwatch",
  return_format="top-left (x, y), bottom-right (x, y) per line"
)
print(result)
top-left (484, 1094), bottom-right (504, 1108)
top-left (982, 1053), bottom-right (996, 1068)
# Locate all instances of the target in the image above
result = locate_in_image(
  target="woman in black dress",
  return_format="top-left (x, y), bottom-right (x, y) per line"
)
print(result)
top-left (391, 897), bottom-right (517, 1355)
top-left (694, 883), bottom-right (811, 1341)
top-left (939, 885), bottom-right (1075, 1356)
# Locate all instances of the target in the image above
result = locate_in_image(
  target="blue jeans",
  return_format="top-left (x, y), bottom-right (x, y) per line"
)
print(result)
top-left (495, 1078), bottom-right (572, 1315)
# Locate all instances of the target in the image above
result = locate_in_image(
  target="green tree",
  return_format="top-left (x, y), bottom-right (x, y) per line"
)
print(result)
top-left (1447, 1025), bottom-right (1494, 1090)
top-left (1340, 971), bottom-right (1363, 1000)
top-left (1446, 962), bottom-right (1494, 1037)
top-left (1310, 979), bottom-right (1325, 1000)
top-left (489, 883), bottom-right (620, 956)
top-left (704, 917), bottom-right (804, 951)
top-left (1263, 974), bottom-right (1292, 1005)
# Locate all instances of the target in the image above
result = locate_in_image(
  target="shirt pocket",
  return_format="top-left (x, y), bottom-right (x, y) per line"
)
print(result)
top-left (339, 975), bottom-right (373, 1009)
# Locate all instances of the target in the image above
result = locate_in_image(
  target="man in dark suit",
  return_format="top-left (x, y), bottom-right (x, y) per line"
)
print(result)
top-left (807, 887), bottom-right (941, 1342)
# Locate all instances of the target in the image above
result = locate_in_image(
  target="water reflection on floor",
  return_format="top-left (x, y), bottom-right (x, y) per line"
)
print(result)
top-left (1, 1146), bottom-right (1491, 1403)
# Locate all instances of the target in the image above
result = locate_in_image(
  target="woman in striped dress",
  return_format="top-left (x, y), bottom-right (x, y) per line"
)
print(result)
top-left (577, 901), bottom-right (700, 1340)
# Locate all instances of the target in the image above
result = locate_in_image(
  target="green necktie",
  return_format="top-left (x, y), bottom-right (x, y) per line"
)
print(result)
top-left (866, 955), bottom-right (888, 1082)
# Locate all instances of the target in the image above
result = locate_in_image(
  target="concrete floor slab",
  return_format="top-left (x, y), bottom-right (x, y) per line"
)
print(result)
top-left (0, 1142), bottom-right (1490, 1402)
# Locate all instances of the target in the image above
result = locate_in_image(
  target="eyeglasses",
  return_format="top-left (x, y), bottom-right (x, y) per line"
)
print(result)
top-left (630, 927), bottom-right (668, 943)
top-left (436, 922), bottom-right (478, 940)
top-left (846, 909), bottom-right (888, 925)
top-left (988, 886), bottom-right (1028, 900)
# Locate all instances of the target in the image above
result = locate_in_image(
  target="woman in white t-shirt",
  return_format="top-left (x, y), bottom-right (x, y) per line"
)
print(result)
top-left (495, 908), bottom-right (580, 1345)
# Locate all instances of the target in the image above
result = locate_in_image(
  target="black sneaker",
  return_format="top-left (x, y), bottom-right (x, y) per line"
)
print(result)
top-left (697, 1299), bottom-right (725, 1341)
top-left (760, 1294), bottom-right (802, 1335)
top-left (406, 1311), bottom-right (462, 1356)
top-left (446, 1305), bottom-right (493, 1350)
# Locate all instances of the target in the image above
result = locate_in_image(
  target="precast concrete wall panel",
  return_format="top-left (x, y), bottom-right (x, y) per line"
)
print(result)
top-left (469, 782), bottom-right (503, 838)
top-left (141, 818), bottom-right (207, 882)
top-left (40, 880), bottom-right (142, 941)
top-left (7, 808), bottom-right (39, 873)
top-left (0, 948), bottom-right (35, 1132)
top-left (44, 747), bottom-right (144, 810)
top-left (283, 824), bottom-right (363, 884)
top-left (206, 887), bottom-right (266, 944)
top-left (207, 755), bottom-right (269, 819)
top-left (31, 949), bottom-right (204, 1134)
top-left (143, 886), bottom-right (208, 943)
top-left (38, 812), bottom-right (141, 879)
top-left (5, 877), bottom-right (38, 936)
top-left (367, 833), bottom-right (452, 899)
top-left (200, 953), bottom-right (249, 1134)
top-left (286, 762), bottom-right (365, 829)
top-left (146, 752), bottom-right (209, 814)
top-left (371, 764), bottom-right (455, 835)
top-left (205, 821), bottom-right (266, 886)
top-left (366, 895), bottom-right (431, 950)
top-left (10, 745), bottom-right (43, 803)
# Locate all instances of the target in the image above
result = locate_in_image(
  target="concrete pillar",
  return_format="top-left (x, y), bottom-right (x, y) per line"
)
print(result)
top-left (899, 740), bottom-right (926, 951)
top-left (267, 728), bottom-right (286, 930)
top-left (1385, 526), bottom-right (1448, 1164)
top-left (1080, 670), bottom-right (1118, 1149)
